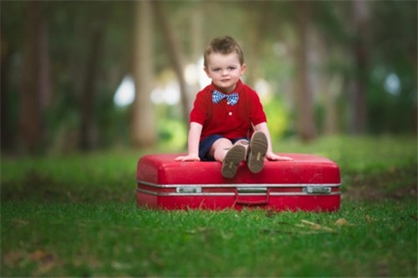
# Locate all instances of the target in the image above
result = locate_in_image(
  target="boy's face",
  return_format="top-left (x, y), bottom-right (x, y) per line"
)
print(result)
top-left (204, 52), bottom-right (246, 93)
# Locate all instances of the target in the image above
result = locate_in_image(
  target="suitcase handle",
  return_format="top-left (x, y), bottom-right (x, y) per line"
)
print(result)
top-left (235, 188), bottom-right (270, 206)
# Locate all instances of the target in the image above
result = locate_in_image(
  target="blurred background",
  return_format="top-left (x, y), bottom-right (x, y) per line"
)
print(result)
top-left (1, 0), bottom-right (416, 155)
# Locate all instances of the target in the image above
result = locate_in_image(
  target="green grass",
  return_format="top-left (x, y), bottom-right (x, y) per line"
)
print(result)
top-left (1, 135), bottom-right (417, 277)
top-left (1, 201), bottom-right (417, 277)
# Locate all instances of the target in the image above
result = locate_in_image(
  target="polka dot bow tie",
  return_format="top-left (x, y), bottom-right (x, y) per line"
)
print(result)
top-left (212, 90), bottom-right (239, 106)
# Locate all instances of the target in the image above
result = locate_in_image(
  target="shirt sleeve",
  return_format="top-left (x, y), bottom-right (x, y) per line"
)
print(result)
top-left (248, 89), bottom-right (267, 125)
top-left (190, 90), bottom-right (208, 125)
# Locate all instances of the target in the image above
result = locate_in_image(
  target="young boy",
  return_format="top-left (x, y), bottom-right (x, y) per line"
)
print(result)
top-left (175, 36), bottom-right (291, 178)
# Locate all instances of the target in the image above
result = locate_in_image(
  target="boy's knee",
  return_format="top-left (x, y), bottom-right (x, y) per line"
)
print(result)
top-left (235, 139), bottom-right (249, 146)
top-left (214, 138), bottom-right (233, 148)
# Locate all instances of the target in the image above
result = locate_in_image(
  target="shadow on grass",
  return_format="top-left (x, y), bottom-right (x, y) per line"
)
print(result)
top-left (1, 171), bottom-right (137, 203)
top-left (3, 166), bottom-right (416, 204)
top-left (1, 135), bottom-right (417, 204)
top-left (342, 164), bottom-right (417, 202)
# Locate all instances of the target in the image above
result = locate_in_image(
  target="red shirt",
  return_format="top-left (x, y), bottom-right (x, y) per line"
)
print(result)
top-left (190, 80), bottom-right (267, 141)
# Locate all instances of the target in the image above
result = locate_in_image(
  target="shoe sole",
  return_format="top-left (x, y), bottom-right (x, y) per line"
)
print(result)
top-left (247, 132), bottom-right (268, 173)
top-left (221, 145), bottom-right (246, 178)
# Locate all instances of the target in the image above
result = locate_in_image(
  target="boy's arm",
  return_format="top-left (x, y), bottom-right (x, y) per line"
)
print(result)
top-left (253, 122), bottom-right (292, 161)
top-left (175, 122), bottom-right (202, 161)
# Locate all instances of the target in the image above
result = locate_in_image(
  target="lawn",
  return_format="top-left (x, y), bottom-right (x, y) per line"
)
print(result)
top-left (1, 135), bottom-right (417, 277)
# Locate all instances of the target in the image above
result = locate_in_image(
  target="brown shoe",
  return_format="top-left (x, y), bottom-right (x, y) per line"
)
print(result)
top-left (221, 144), bottom-right (246, 178)
top-left (247, 131), bottom-right (268, 173)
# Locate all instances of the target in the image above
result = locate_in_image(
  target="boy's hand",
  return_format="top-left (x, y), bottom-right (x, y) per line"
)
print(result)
top-left (266, 152), bottom-right (293, 161)
top-left (175, 154), bottom-right (201, 162)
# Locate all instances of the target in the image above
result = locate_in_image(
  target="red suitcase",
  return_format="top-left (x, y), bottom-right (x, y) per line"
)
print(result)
top-left (136, 153), bottom-right (340, 211)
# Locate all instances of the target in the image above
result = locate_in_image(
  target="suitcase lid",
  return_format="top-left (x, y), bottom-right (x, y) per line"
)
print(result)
top-left (136, 153), bottom-right (340, 185)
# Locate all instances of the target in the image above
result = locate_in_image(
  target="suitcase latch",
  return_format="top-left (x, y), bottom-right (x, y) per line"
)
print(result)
top-left (176, 186), bottom-right (202, 193)
top-left (303, 186), bottom-right (332, 194)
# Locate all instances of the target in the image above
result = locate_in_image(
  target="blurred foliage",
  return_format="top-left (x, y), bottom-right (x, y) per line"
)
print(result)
top-left (1, 1), bottom-right (416, 154)
top-left (264, 98), bottom-right (289, 139)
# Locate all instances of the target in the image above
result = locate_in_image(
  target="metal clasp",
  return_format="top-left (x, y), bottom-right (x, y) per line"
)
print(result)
top-left (303, 186), bottom-right (332, 194)
top-left (176, 186), bottom-right (202, 193)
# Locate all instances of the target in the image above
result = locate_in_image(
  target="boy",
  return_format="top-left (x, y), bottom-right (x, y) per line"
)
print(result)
top-left (175, 36), bottom-right (291, 178)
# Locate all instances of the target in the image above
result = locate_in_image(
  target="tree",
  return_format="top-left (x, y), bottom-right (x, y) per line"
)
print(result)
top-left (312, 2), bottom-right (351, 136)
top-left (244, 2), bottom-right (265, 88)
top-left (130, 0), bottom-right (157, 148)
top-left (293, 1), bottom-right (316, 142)
top-left (153, 1), bottom-right (192, 124)
top-left (18, 1), bottom-right (50, 154)
top-left (1, 32), bottom-right (13, 152)
top-left (348, 0), bottom-right (370, 134)
top-left (79, 8), bottom-right (108, 151)
top-left (189, 3), bottom-right (204, 63)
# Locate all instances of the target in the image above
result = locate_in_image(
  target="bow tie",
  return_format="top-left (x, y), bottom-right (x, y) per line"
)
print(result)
top-left (212, 90), bottom-right (239, 106)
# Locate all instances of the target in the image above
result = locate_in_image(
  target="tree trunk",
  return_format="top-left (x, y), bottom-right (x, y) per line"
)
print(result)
top-left (316, 35), bottom-right (340, 136)
top-left (79, 20), bottom-right (106, 151)
top-left (19, 1), bottom-right (50, 154)
top-left (188, 3), bottom-right (204, 106)
top-left (190, 3), bottom-right (203, 62)
top-left (323, 75), bottom-right (341, 135)
top-left (153, 1), bottom-right (191, 123)
top-left (294, 1), bottom-right (316, 142)
top-left (1, 33), bottom-right (13, 152)
top-left (349, 0), bottom-right (369, 134)
top-left (245, 2), bottom-right (266, 88)
top-left (130, 0), bottom-right (157, 148)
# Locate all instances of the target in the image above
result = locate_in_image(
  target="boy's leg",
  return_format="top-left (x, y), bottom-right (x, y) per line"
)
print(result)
top-left (247, 131), bottom-right (268, 173)
top-left (208, 138), bottom-right (233, 162)
top-left (209, 138), bottom-right (246, 178)
top-left (221, 145), bottom-right (246, 178)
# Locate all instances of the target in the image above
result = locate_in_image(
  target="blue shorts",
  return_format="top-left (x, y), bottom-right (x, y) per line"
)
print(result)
top-left (199, 135), bottom-right (249, 161)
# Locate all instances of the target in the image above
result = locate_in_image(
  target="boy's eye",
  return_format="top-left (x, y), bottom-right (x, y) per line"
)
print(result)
top-left (211, 66), bottom-right (236, 72)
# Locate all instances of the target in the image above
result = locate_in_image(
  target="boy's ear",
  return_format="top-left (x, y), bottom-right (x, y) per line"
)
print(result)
top-left (240, 63), bottom-right (247, 75)
top-left (204, 67), bottom-right (211, 78)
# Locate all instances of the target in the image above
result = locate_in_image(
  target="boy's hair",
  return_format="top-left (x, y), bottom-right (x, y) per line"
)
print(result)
top-left (204, 36), bottom-right (244, 68)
